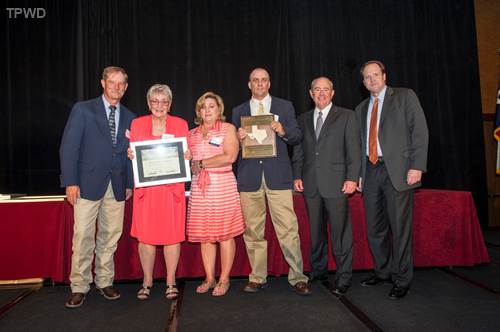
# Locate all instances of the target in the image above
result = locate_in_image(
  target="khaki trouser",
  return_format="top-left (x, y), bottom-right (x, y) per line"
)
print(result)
top-left (240, 176), bottom-right (308, 285)
top-left (70, 182), bottom-right (125, 293)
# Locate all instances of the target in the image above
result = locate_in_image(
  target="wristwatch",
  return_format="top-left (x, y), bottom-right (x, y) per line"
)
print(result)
top-left (198, 160), bottom-right (205, 170)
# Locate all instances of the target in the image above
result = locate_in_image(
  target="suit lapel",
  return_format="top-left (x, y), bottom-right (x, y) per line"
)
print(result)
top-left (242, 102), bottom-right (251, 116)
top-left (379, 86), bottom-right (394, 129)
top-left (269, 97), bottom-right (278, 117)
top-left (317, 106), bottom-right (340, 141)
top-left (306, 110), bottom-right (315, 140)
top-left (116, 105), bottom-right (127, 148)
top-left (361, 99), bottom-right (369, 142)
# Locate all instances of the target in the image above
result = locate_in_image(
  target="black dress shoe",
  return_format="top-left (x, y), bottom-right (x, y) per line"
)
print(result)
top-left (65, 292), bottom-right (85, 308)
top-left (331, 284), bottom-right (349, 296)
top-left (97, 286), bottom-right (120, 300)
top-left (360, 275), bottom-right (392, 287)
top-left (388, 285), bottom-right (409, 300)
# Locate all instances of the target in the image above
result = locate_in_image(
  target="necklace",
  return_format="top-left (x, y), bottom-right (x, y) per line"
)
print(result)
top-left (201, 123), bottom-right (214, 140)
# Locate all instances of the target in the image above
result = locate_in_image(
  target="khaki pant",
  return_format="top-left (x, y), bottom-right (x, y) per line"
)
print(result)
top-left (240, 176), bottom-right (307, 285)
top-left (70, 183), bottom-right (125, 293)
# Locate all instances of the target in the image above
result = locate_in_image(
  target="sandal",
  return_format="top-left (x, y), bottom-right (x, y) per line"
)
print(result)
top-left (212, 281), bottom-right (230, 297)
top-left (196, 280), bottom-right (216, 294)
top-left (137, 285), bottom-right (151, 300)
top-left (165, 285), bottom-right (179, 300)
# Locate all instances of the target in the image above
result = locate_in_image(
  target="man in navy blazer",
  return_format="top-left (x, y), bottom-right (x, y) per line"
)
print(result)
top-left (232, 68), bottom-right (310, 295)
top-left (60, 66), bottom-right (136, 308)
top-left (355, 60), bottom-right (428, 300)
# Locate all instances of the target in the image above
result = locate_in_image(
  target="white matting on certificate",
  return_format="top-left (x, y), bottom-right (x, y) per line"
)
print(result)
top-left (130, 137), bottom-right (191, 188)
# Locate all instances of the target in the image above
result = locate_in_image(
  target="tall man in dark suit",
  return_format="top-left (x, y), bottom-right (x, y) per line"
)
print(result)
top-left (60, 66), bottom-right (136, 308)
top-left (232, 68), bottom-right (311, 295)
top-left (292, 77), bottom-right (361, 296)
top-left (355, 60), bottom-right (428, 299)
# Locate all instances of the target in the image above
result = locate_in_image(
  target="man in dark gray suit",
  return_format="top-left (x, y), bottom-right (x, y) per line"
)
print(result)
top-left (292, 77), bottom-right (361, 296)
top-left (355, 60), bottom-right (428, 299)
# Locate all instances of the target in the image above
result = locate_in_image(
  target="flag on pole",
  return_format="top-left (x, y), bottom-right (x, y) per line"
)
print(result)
top-left (495, 84), bottom-right (500, 174)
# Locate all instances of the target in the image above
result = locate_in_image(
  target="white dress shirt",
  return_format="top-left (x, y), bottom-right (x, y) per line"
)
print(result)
top-left (314, 102), bottom-right (332, 130)
top-left (250, 94), bottom-right (272, 115)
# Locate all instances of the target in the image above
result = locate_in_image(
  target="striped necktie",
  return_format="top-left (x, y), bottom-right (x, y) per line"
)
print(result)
top-left (109, 105), bottom-right (117, 146)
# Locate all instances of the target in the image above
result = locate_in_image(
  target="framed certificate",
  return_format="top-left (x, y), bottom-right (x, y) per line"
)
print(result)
top-left (130, 137), bottom-right (191, 187)
top-left (240, 115), bottom-right (277, 159)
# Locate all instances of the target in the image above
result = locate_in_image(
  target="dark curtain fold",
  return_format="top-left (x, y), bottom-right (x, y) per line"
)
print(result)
top-left (1, 0), bottom-right (488, 225)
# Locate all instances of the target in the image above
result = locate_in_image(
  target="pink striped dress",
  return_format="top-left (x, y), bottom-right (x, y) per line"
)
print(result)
top-left (186, 121), bottom-right (244, 243)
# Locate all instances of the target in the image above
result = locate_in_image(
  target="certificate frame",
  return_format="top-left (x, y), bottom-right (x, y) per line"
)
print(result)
top-left (130, 137), bottom-right (191, 188)
top-left (241, 115), bottom-right (277, 159)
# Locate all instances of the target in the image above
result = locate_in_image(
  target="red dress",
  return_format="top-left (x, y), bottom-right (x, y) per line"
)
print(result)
top-left (130, 115), bottom-right (189, 245)
top-left (186, 121), bottom-right (245, 243)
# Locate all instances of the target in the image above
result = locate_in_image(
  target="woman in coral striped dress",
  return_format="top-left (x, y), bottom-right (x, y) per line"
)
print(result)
top-left (187, 91), bottom-right (244, 296)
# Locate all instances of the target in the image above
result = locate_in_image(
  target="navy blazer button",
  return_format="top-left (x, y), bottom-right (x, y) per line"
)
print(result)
top-left (259, 161), bottom-right (262, 164)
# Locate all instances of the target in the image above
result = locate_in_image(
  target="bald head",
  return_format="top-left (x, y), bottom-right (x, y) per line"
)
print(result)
top-left (309, 76), bottom-right (335, 110)
top-left (248, 68), bottom-right (271, 100)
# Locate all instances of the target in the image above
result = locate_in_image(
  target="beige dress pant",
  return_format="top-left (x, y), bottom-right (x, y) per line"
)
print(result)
top-left (70, 182), bottom-right (125, 293)
top-left (240, 176), bottom-right (308, 285)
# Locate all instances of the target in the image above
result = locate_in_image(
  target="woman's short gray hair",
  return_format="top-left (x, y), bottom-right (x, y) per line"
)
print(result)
top-left (147, 84), bottom-right (173, 101)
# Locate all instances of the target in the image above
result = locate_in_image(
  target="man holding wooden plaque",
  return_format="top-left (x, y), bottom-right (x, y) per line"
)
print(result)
top-left (231, 68), bottom-right (311, 295)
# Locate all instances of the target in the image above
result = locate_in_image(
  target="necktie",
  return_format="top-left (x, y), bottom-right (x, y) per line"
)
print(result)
top-left (257, 102), bottom-right (265, 115)
top-left (315, 111), bottom-right (323, 139)
top-left (368, 98), bottom-right (379, 164)
top-left (109, 105), bottom-right (117, 146)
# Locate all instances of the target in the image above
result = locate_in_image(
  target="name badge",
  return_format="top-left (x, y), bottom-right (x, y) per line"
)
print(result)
top-left (209, 136), bottom-right (223, 146)
top-left (162, 133), bottom-right (174, 139)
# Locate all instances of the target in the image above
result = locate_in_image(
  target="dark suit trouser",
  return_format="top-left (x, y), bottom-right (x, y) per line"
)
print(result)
top-left (363, 161), bottom-right (413, 288)
top-left (305, 194), bottom-right (353, 287)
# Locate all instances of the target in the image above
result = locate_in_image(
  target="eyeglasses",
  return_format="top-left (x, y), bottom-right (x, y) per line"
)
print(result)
top-left (150, 99), bottom-right (170, 106)
top-left (312, 87), bottom-right (332, 93)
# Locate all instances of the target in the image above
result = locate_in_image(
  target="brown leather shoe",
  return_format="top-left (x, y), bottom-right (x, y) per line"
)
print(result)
top-left (292, 281), bottom-right (311, 296)
top-left (97, 286), bottom-right (120, 300)
top-left (243, 281), bottom-right (268, 293)
top-left (65, 292), bottom-right (85, 308)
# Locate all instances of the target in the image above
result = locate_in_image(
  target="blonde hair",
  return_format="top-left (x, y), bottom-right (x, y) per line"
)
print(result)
top-left (194, 91), bottom-right (226, 125)
top-left (102, 66), bottom-right (128, 83)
